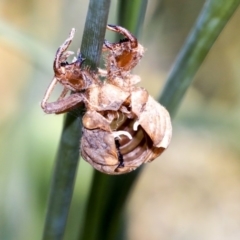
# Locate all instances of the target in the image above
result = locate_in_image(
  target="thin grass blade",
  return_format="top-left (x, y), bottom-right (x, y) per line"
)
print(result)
top-left (159, 0), bottom-right (240, 116)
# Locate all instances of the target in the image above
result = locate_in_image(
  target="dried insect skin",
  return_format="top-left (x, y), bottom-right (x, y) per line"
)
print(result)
top-left (103, 25), bottom-right (144, 75)
top-left (83, 25), bottom-right (172, 174)
top-left (81, 116), bottom-right (153, 174)
top-left (41, 28), bottom-right (101, 114)
top-left (81, 97), bottom-right (171, 175)
top-left (41, 25), bottom-right (172, 175)
top-left (84, 84), bottom-right (130, 112)
top-left (101, 25), bottom-right (144, 92)
top-left (53, 29), bottom-right (98, 92)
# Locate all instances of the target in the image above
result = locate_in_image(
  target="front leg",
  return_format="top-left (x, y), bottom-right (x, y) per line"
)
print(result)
top-left (41, 92), bottom-right (84, 114)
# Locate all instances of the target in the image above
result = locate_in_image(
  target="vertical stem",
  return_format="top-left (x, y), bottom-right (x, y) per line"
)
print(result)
top-left (42, 113), bottom-right (82, 240)
top-left (42, 0), bottom-right (110, 239)
top-left (80, 0), bottom-right (111, 70)
top-left (118, 0), bottom-right (148, 36)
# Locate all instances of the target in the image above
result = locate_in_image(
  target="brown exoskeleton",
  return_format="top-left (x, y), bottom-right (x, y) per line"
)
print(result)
top-left (41, 28), bottom-right (100, 114)
top-left (41, 25), bottom-right (172, 175)
top-left (99, 24), bottom-right (144, 91)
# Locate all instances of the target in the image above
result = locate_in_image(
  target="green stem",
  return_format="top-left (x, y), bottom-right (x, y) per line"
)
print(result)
top-left (42, 114), bottom-right (82, 240)
top-left (159, 0), bottom-right (240, 116)
top-left (42, 0), bottom-right (110, 239)
top-left (118, 0), bottom-right (148, 36)
top-left (78, 1), bottom-right (148, 240)
top-left (80, 0), bottom-right (111, 70)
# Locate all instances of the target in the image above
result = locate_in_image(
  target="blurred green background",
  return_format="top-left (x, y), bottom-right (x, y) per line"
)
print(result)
top-left (1, 0), bottom-right (240, 239)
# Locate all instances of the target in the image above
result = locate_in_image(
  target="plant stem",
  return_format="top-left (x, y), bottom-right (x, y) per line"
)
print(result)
top-left (117, 0), bottom-right (148, 36)
top-left (80, 0), bottom-right (111, 70)
top-left (159, 0), bottom-right (240, 116)
top-left (42, 0), bottom-right (110, 239)
top-left (42, 114), bottom-right (82, 240)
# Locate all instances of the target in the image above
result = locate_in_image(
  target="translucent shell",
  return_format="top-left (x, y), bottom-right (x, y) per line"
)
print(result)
top-left (81, 88), bottom-right (172, 175)
top-left (41, 25), bottom-right (172, 175)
